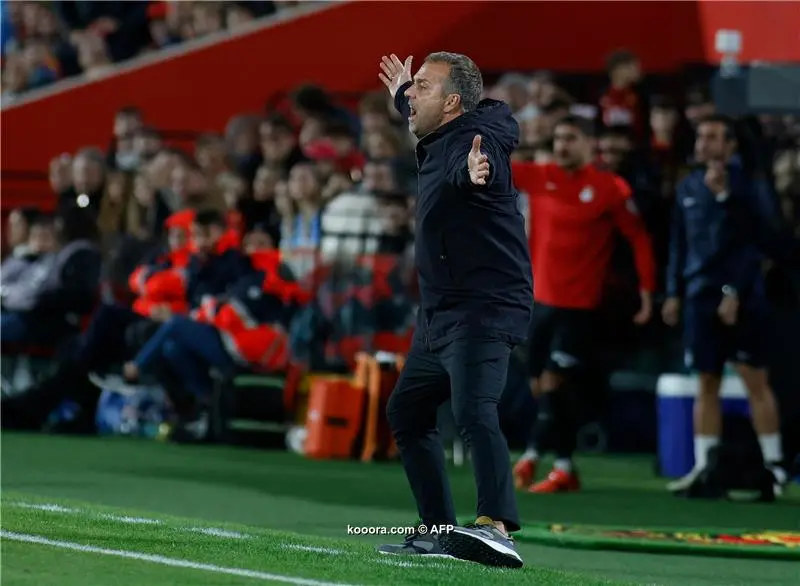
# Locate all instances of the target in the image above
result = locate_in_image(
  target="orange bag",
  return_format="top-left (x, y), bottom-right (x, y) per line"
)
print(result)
top-left (303, 372), bottom-right (366, 460)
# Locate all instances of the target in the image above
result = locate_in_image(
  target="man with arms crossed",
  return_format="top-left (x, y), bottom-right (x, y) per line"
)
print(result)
top-left (375, 52), bottom-right (532, 568)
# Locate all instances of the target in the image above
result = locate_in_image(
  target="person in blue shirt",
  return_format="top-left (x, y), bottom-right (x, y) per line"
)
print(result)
top-left (662, 114), bottom-right (799, 496)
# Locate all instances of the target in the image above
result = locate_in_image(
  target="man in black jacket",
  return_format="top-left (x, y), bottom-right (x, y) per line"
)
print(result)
top-left (375, 52), bottom-right (532, 569)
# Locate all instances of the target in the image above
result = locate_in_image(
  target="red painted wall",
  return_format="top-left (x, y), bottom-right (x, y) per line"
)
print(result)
top-left (1, 0), bottom-right (798, 188)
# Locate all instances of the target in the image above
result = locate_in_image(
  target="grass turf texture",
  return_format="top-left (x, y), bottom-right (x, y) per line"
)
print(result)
top-left (2, 432), bottom-right (799, 586)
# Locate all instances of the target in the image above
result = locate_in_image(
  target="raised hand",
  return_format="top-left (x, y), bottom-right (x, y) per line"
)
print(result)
top-left (379, 54), bottom-right (413, 98)
top-left (468, 135), bottom-right (489, 185)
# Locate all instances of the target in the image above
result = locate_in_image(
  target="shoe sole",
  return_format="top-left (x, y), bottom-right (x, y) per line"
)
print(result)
top-left (377, 551), bottom-right (461, 560)
top-left (438, 529), bottom-right (523, 569)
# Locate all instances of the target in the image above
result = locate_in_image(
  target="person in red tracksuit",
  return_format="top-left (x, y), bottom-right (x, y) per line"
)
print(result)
top-left (511, 115), bottom-right (656, 493)
top-left (122, 248), bottom-right (310, 442)
top-left (128, 209), bottom-right (195, 320)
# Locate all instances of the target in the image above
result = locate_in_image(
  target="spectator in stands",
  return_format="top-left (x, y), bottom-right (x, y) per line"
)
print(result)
top-left (279, 162), bottom-right (324, 252)
top-left (195, 133), bottom-right (231, 179)
top-left (494, 73), bottom-right (532, 120)
top-left (184, 209), bottom-right (251, 307)
top-left (290, 83), bottom-right (361, 139)
top-left (226, 114), bottom-right (263, 182)
top-left (598, 126), bottom-right (659, 224)
top-left (376, 196), bottom-right (413, 256)
top-left (775, 147), bottom-right (800, 235)
top-left (133, 127), bottom-right (163, 166)
top-left (0, 208), bottom-right (193, 431)
top-left (359, 91), bottom-right (394, 136)
top-left (599, 49), bottom-right (645, 139)
top-left (319, 159), bottom-right (397, 258)
top-left (362, 127), bottom-right (406, 160)
top-left (49, 148), bottom-right (106, 217)
top-left (96, 170), bottom-right (134, 248)
top-left (121, 246), bottom-right (300, 442)
top-left (53, 0), bottom-right (150, 63)
top-left (237, 164), bottom-right (284, 247)
top-left (648, 95), bottom-right (685, 198)
top-left (74, 30), bottom-right (112, 79)
top-left (188, 1), bottom-right (224, 39)
top-left (170, 157), bottom-right (224, 213)
top-left (107, 106), bottom-right (144, 170)
top-left (1, 212), bottom-right (57, 298)
top-left (0, 206), bottom-right (101, 347)
top-left (4, 207), bottom-right (41, 257)
top-left (260, 113), bottom-right (307, 174)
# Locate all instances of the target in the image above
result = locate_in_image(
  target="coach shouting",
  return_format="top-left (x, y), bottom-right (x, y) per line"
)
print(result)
top-left (374, 53), bottom-right (531, 568)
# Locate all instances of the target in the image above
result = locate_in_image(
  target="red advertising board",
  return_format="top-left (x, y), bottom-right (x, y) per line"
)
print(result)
top-left (1, 0), bottom-right (798, 207)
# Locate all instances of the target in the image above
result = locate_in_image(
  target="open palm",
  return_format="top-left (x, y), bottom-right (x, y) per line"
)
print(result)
top-left (379, 54), bottom-right (413, 98)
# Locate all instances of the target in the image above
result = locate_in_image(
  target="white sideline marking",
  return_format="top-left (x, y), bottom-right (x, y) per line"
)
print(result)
top-left (1, 531), bottom-right (361, 586)
top-left (281, 544), bottom-right (345, 555)
top-left (189, 527), bottom-right (248, 539)
top-left (14, 503), bottom-right (76, 513)
top-left (101, 515), bottom-right (162, 525)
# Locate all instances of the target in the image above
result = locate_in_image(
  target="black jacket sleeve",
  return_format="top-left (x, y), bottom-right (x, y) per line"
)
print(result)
top-left (35, 248), bottom-right (102, 315)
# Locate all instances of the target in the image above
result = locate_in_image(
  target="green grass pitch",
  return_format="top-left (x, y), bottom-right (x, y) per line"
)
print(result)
top-left (1, 432), bottom-right (798, 585)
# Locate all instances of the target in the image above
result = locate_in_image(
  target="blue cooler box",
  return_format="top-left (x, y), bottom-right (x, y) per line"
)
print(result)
top-left (656, 373), bottom-right (750, 478)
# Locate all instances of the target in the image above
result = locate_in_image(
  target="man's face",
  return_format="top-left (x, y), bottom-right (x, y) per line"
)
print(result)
top-left (404, 61), bottom-right (454, 137)
top-left (260, 122), bottom-right (295, 163)
top-left (167, 226), bottom-right (187, 251)
top-left (7, 210), bottom-right (28, 247)
top-left (114, 113), bottom-right (141, 141)
top-left (134, 132), bottom-right (162, 161)
top-left (72, 155), bottom-right (104, 194)
top-left (695, 121), bottom-right (732, 164)
top-left (196, 139), bottom-right (227, 173)
top-left (598, 134), bottom-right (631, 172)
top-left (253, 166), bottom-right (280, 200)
top-left (243, 229), bottom-right (274, 254)
top-left (553, 124), bottom-right (590, 170)
top-left (364, 132), bottom-right (398, 160)
top-left (29, 223), bottom-right (56, 253)
top-left (191, 223), bottom-right (222, 255)
top-left (362, 162), bottom-right (395, 193)
top-left (361, 111), bottom-right (389, 134)
top-left (171, 164), bottom-right (206, 202)
top-left (650, 107), bottom-right (678, 136)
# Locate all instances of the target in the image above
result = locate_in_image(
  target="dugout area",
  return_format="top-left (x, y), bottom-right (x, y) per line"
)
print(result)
top-left (2, 432), bottom-right (798, 586)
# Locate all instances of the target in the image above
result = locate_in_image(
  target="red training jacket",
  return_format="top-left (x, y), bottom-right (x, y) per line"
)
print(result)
top-left (513, 162), bottom-right (656, 309)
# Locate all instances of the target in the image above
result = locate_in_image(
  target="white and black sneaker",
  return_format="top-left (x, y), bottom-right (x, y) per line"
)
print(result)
top-left (438, 516), bottom-right (523, 568)
top-left (377, 530), bottom-right (455, 559)
top-left (666, 467), bottom-right (704, 493)
top-left (767, 464), bottom-right (789, 498)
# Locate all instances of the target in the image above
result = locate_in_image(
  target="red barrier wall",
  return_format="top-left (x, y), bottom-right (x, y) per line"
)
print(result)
top-left (1, 0), bottom-right (798, 185)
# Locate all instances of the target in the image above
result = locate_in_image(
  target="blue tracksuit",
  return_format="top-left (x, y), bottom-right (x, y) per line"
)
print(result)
top-left (394, 82), bottom-right (533, 349)
top-left (666, 157), bottom-right (799, 373)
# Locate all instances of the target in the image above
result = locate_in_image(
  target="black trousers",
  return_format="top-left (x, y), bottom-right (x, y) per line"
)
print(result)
top-left (386, 333), bottom-right (520, 532)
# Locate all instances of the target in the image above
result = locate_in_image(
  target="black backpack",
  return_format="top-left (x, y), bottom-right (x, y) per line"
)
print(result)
top-left (682, 442), bottom-right (776, 502)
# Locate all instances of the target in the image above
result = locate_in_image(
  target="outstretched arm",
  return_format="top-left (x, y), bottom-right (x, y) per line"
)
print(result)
top-left (379, 54), bottom-right (413, 120)
top-left (446, 133), bottom-right (498, 191)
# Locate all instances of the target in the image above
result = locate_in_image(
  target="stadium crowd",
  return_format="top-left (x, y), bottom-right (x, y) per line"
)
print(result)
top-left (0, 0), bottom-right (296, 103)
top-left (2, 28), bottom-right (800, 449)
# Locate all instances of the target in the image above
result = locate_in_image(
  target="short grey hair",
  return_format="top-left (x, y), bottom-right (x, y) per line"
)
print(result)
top-left (425, 51), bottom-right (483, 113)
